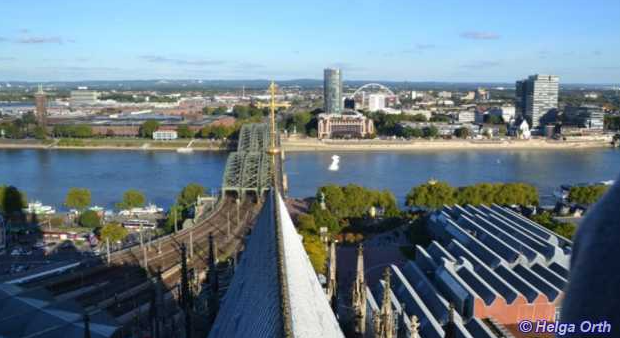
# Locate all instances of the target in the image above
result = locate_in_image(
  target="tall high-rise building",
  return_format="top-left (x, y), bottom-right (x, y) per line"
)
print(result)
top-left (34, 84), bottom-right (47, 125)
top-left (515, 74), bottom-right (559, 128)
top-left (324, 68), bottom-right (343, 114)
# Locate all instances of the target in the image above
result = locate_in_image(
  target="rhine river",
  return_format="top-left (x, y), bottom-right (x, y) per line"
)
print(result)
top-left (0, 148), bottom-right (618, 210)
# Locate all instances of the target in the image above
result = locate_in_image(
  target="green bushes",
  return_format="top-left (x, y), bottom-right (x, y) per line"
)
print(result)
top-left (568, 185), bottom-right (609, 205)
top-left (406, 181), bottom-right (539, 209)
top-left (79, 210), bottom-right (101, 228)
top-left (530, 211), bottom-right (576, 239)
top-left (52, 125), bottom-right (93, 138)
top-left (296, 184), bottom-right (401, 273)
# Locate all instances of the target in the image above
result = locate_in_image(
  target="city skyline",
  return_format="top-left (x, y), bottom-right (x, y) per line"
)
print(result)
top-left (0, 0), bottom-right (619, 83)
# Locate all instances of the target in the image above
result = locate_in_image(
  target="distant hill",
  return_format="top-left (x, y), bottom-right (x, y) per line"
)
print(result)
top-left (0, 79), bottom-right (614, 91)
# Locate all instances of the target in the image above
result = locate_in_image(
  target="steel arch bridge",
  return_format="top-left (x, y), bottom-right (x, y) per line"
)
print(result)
top-left (222, 123), bottom-right (278, 197)
top-left (351, 83), bottom-right (396, 97)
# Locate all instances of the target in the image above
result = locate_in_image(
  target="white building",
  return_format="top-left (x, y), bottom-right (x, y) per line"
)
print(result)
top-left (461, 91), bottom-right (476, 101)
top-left (517, 120), bottom-right (531, 139)
top-left (367, 94), bottom-right (386, 112)
top-left (516, 74), bottom-right (559, 128)
top-left (456, 110), bottom-right (476, 123)
top-left (402, 109), bottom-right (432, 120)
top-left (437, 91), bottom-right (452, 99)
top-left (152, 130), bottom-right (178, 140)
top-left (488, 106), bottom-right (516, 122)
top-left (70, 89), bottom-right (99, 107)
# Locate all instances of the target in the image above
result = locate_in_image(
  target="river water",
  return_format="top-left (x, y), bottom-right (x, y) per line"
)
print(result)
top-left (0, 148), bottom-right (618, 210)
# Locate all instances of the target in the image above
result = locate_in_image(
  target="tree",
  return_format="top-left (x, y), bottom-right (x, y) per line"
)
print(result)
top-left (454, 127), bottom-right (471, 139)
top-left (164, 204), bottom-right (184, 233)
top-left (117, 189), bottom-right (146, 210)
top-left (79, 210), bottom-right (101, 228)
top-left (424, 126), bottom-right (439, 138)
top-left (0, 185), bottom-right (26, 216)
top-left (485, 115), bottom-right (504, 125)
top-left (286, 112), bottom-right (314, 134)
top-left (498, 125), bottom-right (507, 136)
top-left (605, 115), bottom-right (620, 131)
top-left (33, 126), bottom-right (47, 139)
top-left (1, 122), bottom-right (24, 139)
top-left (64, 188), bottom-right (91, 211)
top-left (454, 182), bottom-right (538, 206)
top-left (233, 105), bottom-right (250, 119)
top-left (406, 181), bottom-right (456, 209)
top-left (177, 125), bottom-right (193, 138)
top-left (177, 183), bottom-right (206, 208)
top-left (140, 120), bottom-right (160, 138)
top-left (530, 212), bottom-right (576, 239)
top-left (400, 127), bottom-right (414, 138)
top-left (311, 208), bottom-right (340, 233)
top-left (297, 214), bottom-right (317, 234)
top-left (410, 128), bottom-right (424, 138)
top-left (568, 185), bottom-right (609, 205)
top-left (411, 114), bottom-right (428, 122)
top-left (213, 106), bottom-right (228, 115)
top-left (210, 125), bottom-right (234, 139)
top-left (430, 115), bottom-right (450, 123)
top-left (303, 235), bottom-right (327, 274)
top-left (73, 125), bottom-right (93, 138)
top-left (100, 223), bottom-right (129, 243)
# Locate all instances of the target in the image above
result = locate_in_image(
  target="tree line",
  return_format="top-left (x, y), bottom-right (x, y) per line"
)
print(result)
top-left (0, 183), bottom-right (207, 245)
top-left (0, 112), bottom-right (46, 139)
top-left (405, 181), bottom-right (539, 209)
top-left (568, 185), bottom-right (610, 205)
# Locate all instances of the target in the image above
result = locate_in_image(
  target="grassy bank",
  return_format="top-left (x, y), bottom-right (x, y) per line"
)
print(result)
top-left (0, 138), bottom-right (232, 151)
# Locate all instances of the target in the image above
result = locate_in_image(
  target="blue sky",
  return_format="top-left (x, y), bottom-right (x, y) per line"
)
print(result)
top-left (0, 0), bottom-right (619, 83)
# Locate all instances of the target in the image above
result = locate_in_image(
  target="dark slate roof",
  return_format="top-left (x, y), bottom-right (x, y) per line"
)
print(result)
top-left (365, 204), bottom-right (572, 338)
top-left (208, 195), bottom-right (284, 338)
top-left (209, 192), bottom-right (343, 338)
top-left (0, 283), bottom-right (119, 338)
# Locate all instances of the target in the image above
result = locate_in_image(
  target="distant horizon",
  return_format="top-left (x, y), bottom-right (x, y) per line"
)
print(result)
top-left (0, 78), bottom-right (618, 88)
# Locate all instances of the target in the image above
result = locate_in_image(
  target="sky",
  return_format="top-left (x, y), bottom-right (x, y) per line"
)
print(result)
top-left (0, 0), bottom-right (619, 83)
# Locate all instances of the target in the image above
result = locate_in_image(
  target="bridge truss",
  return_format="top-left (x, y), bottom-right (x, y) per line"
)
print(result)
top-left (222, 123), bottom-right (277, 196)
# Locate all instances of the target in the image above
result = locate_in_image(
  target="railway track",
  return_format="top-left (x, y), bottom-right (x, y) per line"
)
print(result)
top-left (23, 193), bottom-right (264, 331)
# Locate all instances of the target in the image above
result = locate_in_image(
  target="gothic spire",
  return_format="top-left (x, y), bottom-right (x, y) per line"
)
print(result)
top-left (352, 243), bottom-right (367, 337)
top-left (443, 303), bottom-right (457, 338)
top-left (376, 267), bottom-right (395, 338)
top-left (410, 315), bottom-right (420, 338)
top-left (327, 240), bottom-right (337, 304)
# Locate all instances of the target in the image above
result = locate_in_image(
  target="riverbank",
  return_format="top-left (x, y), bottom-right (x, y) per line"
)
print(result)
top-left (281, 137), bottom-right (613, 151)
top-left (0, 138), bottom-right (231, 151)
top-left (0, 136), bottom-right (613, 152)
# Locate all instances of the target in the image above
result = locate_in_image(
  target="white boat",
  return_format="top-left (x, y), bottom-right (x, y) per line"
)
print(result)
top-left (177, 147), bottom-right (194, 153)
top-left (119, 204), bottom-right (164, 216)
top-left (328, 155), bottom-right (340, 171)
top-left (23, 201), bottom-right (56, 215)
